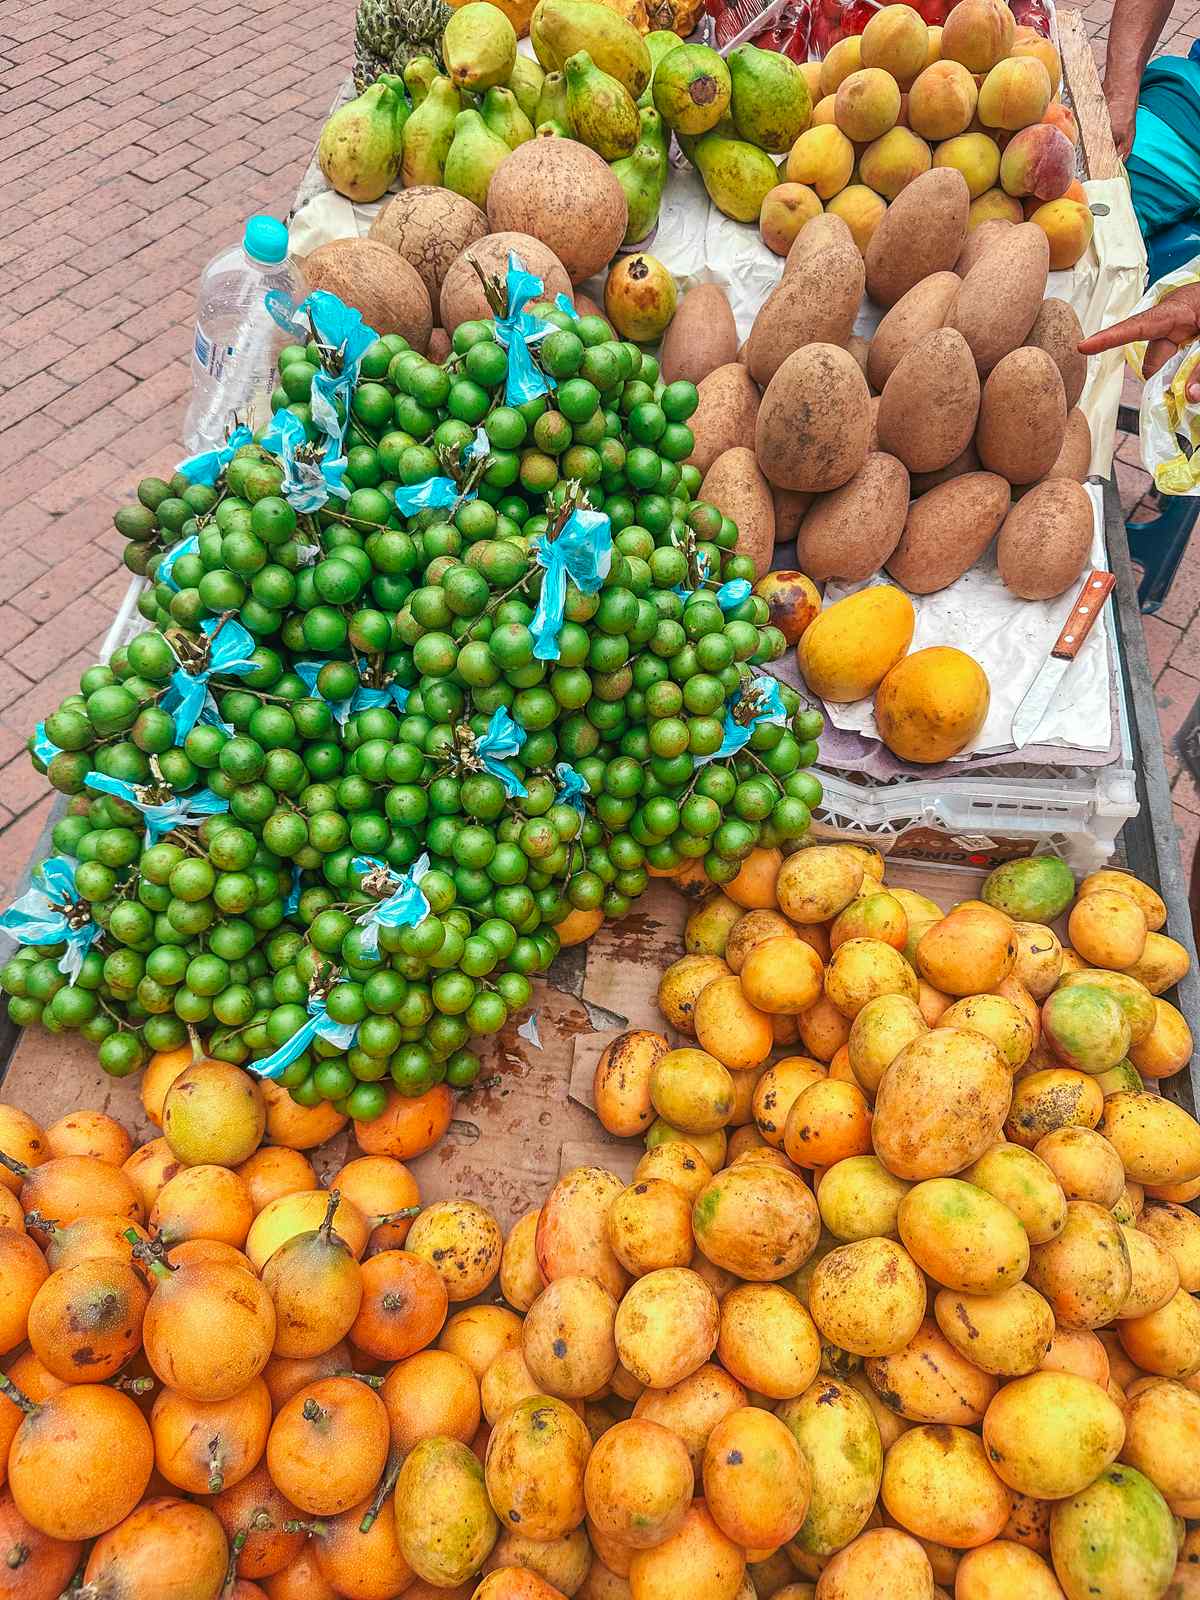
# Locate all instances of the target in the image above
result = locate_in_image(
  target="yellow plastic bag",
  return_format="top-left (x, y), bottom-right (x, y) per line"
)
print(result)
top-left (1127, 261), bottom-right (1200, 495)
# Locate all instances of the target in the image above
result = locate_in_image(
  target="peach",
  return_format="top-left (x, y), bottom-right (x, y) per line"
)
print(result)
top-left (800, 61), bottom-right (824, 102)
top-left (812, 93), bottom-right (838, 126)
top-left (907, 60), bottom-right (978, 140)
top-left (820, 35), bottom-right (864, 98)
top-left (968, 186), bottom-right (1024, 225)
top-left (999, 123), bottom-right (1075, 199)
top-left (1012, 27), bottom-right (1062, 96)
top-left (1022, 180), bottom-right (1084, 216)
top-left (753, 572), bottom-right (822, 643)
top-left (826, 183), bottom-right (888, 252)
top-left (940, 0), bottom-right (1014, 72)
top-left (859, 125), bottom-right (932, 198)
top-left (836, 67), bottom-right (902, 141)
top-left (786, 124), bottom-right (855, 198)
top-left (1042, 99), bottom-right (1079, 145)
top-left (759, 183), bottom-right (823, 256)
top-left (933, 131), bottom-right (1000, 198)
top-left (860, 4), bottom-right (930, 84)
top-left (1029, 198), bottom-right (1094, 270)
top-left (924, 24), bottom-right (943, 66)
top-left (977, 56), bottom-right (1052, 130)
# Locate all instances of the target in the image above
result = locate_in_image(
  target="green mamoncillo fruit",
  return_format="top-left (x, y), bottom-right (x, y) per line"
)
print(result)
top-left (318, 82), bottom-right (409, 202)
top-left (692, 132), bottom-right (778, 221)
top-left (638, 29), bottom-right (685, 109)
top-left (529, 0), bottom-right (651, 98)
top-left (483, 84), bottom-right (535, 147)
top-left (443, 1), bottom-right (518, 91)
top-left (403, 55), bottom-right (439, 105)
top-left (652, 43), bottom-right (731, 136)
top-left (507, 54), bottom-right (546, 122)
top-left (564, 50), bottom-right (639, 160)
top-left (443, 108), bottom-right (513, 207)
top-left (400, 74), bottom-right (461, 185)
top-left (534, 69), bottom-right (571, 132)
top-left (728, 42), bottom-right (813, 152)
top-left (611, 138), bottom-right (668, 244)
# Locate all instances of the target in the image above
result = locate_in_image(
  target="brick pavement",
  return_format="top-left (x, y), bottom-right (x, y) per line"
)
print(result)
top-left (1, 0), bottom-right (1200, 904)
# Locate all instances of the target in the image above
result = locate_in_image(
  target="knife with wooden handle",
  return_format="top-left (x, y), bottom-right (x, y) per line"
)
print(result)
top-left (1011, 570), bottom-right (1117, 749)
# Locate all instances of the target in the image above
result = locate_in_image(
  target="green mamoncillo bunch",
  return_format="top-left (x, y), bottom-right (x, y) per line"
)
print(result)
top-left (1, 281), bottom-right (823, 1128)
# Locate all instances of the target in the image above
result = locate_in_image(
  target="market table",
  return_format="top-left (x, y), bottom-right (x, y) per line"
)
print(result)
top-left (2, 6), bottom-right (1197, 1215)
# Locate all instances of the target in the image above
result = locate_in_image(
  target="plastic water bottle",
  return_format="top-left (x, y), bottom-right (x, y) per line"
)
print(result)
top-left (183, 215), bottom-right (297, 454)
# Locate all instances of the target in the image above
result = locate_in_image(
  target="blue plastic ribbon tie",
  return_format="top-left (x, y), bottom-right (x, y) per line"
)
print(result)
top-left (555, 294), bottom-right (579, 321)
top-left (392, 433), bottom-right (488, 517)
top-left (293, 661), bottom-right (409, 728)
top-left (260, 408), bottom-right (348, 513)
top-left (494, 254), bottom-right (557, 407)
top-left (697, 674), bottom-right (789, 766)
top-left (84, 772), bottom-right (229, 847)
top-left (158, 533), bottom-right (199, 593)
top-left (530, 506), bottom-right (613, 662)
top-left (284, 865), bottom-right (303, 916)
top-left (350, 852), bottom-right (431, 957)
top-left (554, 761), bottom-right (590, 814)
top-left (163, 616), bottom-right (258, 741)
top-left (477, 706), bottom-right (528, 798)
top-left (716, 578), bottom-right (752, 612)
top-left (0, 856), bottom-right (99, 982)
top-left (176, 424), bottom-right (254, 487)
top-left (391, 476), bottom-right (460, 515)
top-left (247, 993), bottom-right (359, 1081)
top-left (32, 723), bottom-right (61, 766)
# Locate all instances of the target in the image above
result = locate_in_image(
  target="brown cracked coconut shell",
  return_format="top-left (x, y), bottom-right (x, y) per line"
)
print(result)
top-left (299, 237), bottom-right (432, 352)
top-left (368, 186), bottom-right (489, 327)
top-left (485, 139), bottom-right (629, 284)
top-left (439, 232), bottom-right (574, 334)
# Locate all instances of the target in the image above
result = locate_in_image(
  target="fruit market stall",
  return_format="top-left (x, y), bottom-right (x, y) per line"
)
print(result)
top-left (2, 2), bottom-right (1200, 1594)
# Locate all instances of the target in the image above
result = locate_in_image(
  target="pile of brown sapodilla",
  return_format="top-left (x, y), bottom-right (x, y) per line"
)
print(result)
top-left (667, 168), bottom-right (1093, 607)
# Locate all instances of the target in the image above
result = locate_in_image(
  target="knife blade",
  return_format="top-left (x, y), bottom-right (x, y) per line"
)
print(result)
top-left (1011, 570), bottom-right (1116, 749)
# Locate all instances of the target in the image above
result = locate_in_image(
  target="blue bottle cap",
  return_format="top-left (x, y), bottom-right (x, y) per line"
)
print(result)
top-left (243, 215), bottom-right (289, 265)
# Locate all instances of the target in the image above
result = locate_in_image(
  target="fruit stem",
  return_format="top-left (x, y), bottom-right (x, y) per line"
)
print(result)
top-left (22, 1209), bottom-right (59, 1237)
top-left (0, 1152), bottom-right (30, 1182)
top-left (301, 1398), bottom-right (330, 1428)
top-left (337, 1370), bottom-right (384, 1389)
top-left (208, 1435), bottom-right (225, 1493)
top-left (0, 1375), bottom-right (36, 1415)
top-left (282, 1519), bottom-right (329, 1536)
top-left (110, 1375), bottom-right (154, 1395)
top-left (360, 1455), bottom-right (402, 1534)
top-left (371, 1205), bottom-right (420, 1224)
top-left (6, 1541), bottom-right (29, 1569)
top-left (318, 1187), bottom-right (341, 1239)
top-left (125, 1229), bottom-right (176, 1278)
top-left (222, 1530), bottom-right (248, 1597)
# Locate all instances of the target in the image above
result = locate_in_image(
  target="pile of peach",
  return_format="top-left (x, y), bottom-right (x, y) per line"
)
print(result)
top-left (765, 0), bottom-right (1092, 271)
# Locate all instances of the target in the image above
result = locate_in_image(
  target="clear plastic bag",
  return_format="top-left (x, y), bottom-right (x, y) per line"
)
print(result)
top-left (1128, 257), bottom-right (1200, 495)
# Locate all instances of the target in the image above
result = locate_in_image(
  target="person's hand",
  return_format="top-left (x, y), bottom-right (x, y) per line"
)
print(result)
top-left (1078, 281), bottom-right (1200, 400)
top-left (1104, 82), bottom-right (1138, 161)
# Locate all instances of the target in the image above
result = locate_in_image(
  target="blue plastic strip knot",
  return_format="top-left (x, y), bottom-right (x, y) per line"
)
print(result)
top-left (163, 616), bottom-right (258, 741)
top-left (176, 424), bottom-right (254, 487)
top-left (530, 506), bottom-right (613, 662)
top-left (83, 771), bottom-right (229, 848)
top-left (247, 993), bottom-right (359, 1081)
top-left (0, 856), bottom-right (100, 982)
top-left (696, 674), bottom-right (788, 766)
top-left (493, 253), bottom-right (558, 408)
top-left (476, 706), bottom-right (528, 798)
top-left (350, 851), bottom-right (432, 958)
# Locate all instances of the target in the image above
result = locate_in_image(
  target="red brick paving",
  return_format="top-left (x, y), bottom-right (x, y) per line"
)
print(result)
top-left (1, 0), bottom-right (1200, 907)
top-left (0, 0), bottom-right (351, 902)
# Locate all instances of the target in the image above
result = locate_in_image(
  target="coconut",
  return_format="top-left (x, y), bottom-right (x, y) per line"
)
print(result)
top-left (439, 232), bottom-right (573, 333)
top-left (299, 238), bottom-right (432, 353)
top-left (368, 186), bottom-right (489, 324)
top-left (485, 139), bottom-right (628, 283)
